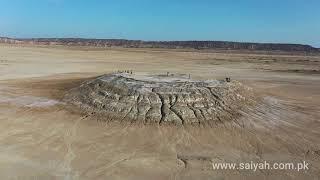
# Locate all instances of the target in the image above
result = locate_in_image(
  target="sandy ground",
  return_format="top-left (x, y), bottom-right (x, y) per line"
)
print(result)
top-left (0, 44), bottom-right (320, 180)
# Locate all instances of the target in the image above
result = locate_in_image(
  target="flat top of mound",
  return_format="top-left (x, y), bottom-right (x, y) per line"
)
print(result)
top-left (98, 73), bottom-right (222, 93)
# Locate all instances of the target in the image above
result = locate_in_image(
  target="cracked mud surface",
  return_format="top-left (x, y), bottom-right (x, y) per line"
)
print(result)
top-left (64, 73), bottom-right (255, 125)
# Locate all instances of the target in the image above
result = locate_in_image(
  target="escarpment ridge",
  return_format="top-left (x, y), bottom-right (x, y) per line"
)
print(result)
top-left (0, 37), bottom-right (318, 53)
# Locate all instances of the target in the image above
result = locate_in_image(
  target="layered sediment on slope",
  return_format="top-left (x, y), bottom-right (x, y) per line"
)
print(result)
top-left (64, 73), bottom-right (256, 125)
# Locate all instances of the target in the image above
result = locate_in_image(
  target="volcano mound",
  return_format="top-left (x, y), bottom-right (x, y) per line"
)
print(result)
top-left (64, 73), bottom-right (256, 125)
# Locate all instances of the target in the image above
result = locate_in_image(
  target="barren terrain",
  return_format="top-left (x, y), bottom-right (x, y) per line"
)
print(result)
top-left (0, 44), bottom-right (319, 179)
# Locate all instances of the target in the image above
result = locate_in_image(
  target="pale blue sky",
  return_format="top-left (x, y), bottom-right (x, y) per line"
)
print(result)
top-left (0, 0), bottom-right (319, 47)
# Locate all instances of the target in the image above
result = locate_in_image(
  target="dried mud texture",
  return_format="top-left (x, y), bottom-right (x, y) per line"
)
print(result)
top-left (64, 73), bottom-right (256, 125)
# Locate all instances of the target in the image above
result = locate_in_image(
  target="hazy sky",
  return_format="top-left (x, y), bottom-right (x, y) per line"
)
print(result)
top-left (0, 0), bottom-right (319, 47)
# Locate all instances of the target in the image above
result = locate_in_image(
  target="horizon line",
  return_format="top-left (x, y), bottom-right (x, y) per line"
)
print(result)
top-left (1, 36), bottom-right (318, 48)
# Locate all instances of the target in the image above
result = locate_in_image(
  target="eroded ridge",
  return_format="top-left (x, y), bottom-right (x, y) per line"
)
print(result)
top-left (64, 73), bottom-right (256, 125)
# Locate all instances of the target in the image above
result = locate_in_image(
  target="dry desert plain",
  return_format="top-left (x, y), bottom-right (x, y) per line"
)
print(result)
top-left (0, 44), bottom-right (320, 179)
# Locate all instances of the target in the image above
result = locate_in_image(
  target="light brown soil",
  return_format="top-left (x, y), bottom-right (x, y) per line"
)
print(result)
top-left (0, 44), bottom-right (319, 179)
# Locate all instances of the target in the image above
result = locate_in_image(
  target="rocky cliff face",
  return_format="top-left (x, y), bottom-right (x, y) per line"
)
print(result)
top-left (0, 37), bottom-right (318, 52)
top-left (0, 37), bottom-right (24, 44)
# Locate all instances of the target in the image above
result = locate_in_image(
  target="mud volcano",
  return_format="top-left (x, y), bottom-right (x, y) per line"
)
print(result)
top-left (64, 73), bottom-right (255, 125)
